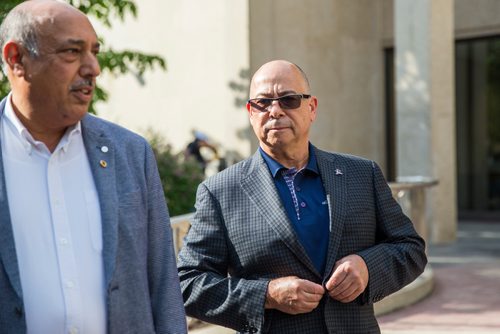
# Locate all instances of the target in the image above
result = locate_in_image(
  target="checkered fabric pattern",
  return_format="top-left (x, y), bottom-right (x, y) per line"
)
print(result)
top-left (178, 146), bottom-right (427, 334)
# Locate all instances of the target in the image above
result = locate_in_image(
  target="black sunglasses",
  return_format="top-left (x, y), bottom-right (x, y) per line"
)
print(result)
top-left (247, 94), bottom-right (311, 112)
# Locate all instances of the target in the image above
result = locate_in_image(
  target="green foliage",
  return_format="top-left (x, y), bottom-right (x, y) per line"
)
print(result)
top-left (0, 1), bottom-right (197, 215)
top-left (67, 0), bottom-right (137, 27)
top-left (148, 132), bottom-right (205, 217)
top-left (0, 0), bottom-right (166, 114)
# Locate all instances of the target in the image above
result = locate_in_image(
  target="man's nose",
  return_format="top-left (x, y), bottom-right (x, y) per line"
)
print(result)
top-left (80, 52), bottom-right (101, 78)
top-left (268, 100), bottom-right (285, 118)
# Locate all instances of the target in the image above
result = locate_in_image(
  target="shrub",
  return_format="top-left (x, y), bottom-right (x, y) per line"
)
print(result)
top-left (148, 132), bottom-right (205, 216)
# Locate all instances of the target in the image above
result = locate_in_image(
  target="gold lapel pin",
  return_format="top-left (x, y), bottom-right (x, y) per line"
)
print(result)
top-left (100, 160), bottom-right (108, 168)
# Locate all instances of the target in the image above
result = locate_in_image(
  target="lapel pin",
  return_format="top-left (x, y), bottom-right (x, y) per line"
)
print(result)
top-left (100, 160), bottom-right (108, 168)
top-left (335, 168), bottom-right (343, 175)
top-left (101, 146), bottom-right (109, 153)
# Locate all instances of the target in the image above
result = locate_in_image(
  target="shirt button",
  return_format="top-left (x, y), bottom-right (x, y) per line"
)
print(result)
top-left (296, 186), bottom-right (301, 191)
top-left (300, 202), bottom-right (306, 208)
top-left (65, 281), bottom-right (74, 288)
top-left (60, 238), bottom-right (68, 245)
top-left (69, 327), bottom-right (79, 334)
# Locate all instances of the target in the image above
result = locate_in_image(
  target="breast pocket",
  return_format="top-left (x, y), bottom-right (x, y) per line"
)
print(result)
top-left (118, 190), bottom-right (146, 230)
top-left (85, 190), bottom-right (103, 252)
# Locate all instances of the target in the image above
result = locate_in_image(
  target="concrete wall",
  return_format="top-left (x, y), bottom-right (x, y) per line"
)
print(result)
top-left (455, 0), bottom-right (500, 38)
top-left (89, 0), bottom-right (500, 230)
top-left (93, 0), bottom-right (251, 159)
top-left (92, 0), bottom-right (500, 168)
top-left (384, 0), bottom-right (500, 42)
top-left (249, 0), bottom-right (387, 168)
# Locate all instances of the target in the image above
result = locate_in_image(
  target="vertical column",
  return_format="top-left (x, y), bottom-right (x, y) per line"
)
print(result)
top-left (395, 0), bottom-right (457, 243)
top-left (395, 0), bottom-right (432, 177)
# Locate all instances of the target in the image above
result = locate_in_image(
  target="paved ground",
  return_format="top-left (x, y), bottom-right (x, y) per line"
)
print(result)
top-left (190, 221), bottom-right (500, 333)
top-left (378, 221), bottom-right (500, 334)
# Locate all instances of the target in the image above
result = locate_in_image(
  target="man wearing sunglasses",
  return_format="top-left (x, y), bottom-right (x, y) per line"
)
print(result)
top-left (178, 60), bottom-right (427, 333)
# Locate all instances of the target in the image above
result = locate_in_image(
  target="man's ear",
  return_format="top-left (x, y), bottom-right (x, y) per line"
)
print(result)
top-left (309, 96), bottom-right (318, 121)
top-left (3, 41), bottom-right (25, 76)
top-left (246, 102), bottom-right (252, 116)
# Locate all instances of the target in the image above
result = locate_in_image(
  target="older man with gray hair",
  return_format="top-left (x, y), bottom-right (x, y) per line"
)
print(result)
top-left (0, 1), bottom-right (187, 333)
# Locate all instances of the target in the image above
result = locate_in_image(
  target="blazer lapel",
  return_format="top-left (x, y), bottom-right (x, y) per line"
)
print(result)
top-left (314, 148), bottom-right (347, 280)
top-left (240, 152), bottom-right (319, 276)
top-left (81, 115), bottom-right (118, 287)
top-left (0, 98), bottom-right (23, 298)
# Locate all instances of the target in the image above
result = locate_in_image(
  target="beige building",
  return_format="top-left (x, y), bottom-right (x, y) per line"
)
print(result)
top-left (96, 0), bottom-right (500, 242)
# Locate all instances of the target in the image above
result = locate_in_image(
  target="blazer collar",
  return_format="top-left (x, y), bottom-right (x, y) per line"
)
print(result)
top-left (81, 114), bottom-right (118, 287)
top-left (240, 150), bottom-right (321, 277)
top-left (0, 97), bottom-right (24, 298)
top-left (314, 147), bottom-right (348, 281)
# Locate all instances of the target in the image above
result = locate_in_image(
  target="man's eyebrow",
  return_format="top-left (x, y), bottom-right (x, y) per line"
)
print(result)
top-left (254, 90), bottom-right (297, 98)
top-left (63, 39), bottom-right (101, 49)
top-left (64, 39), bottom-right (85, 46)
top-left (278, 90), bottom-right (298, 96)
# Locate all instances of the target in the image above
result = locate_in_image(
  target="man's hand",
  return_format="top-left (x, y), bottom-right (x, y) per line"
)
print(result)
top-left (325, 254), bottom-right (369, 303)
top-left (265, 276), bottom-right (325, 315)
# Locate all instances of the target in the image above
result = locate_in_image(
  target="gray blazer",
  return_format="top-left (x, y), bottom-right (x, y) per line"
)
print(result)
top-left (178, 148), bottom-right (427, 334)
top-left (0, 98), bottom-right (187, 334)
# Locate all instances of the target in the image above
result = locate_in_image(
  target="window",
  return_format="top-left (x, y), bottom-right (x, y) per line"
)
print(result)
top-left (456, 37), bottom-right (500, 215)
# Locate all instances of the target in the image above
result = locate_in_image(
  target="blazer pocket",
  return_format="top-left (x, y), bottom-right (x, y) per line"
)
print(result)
top-left (119, 190), bottom-right (143, 208)
top-left (118, 190), bottom-right (146, 230)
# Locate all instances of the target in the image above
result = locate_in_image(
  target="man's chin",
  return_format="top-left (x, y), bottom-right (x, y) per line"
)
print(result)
top-left (62, 108), bottom-right (89, 124)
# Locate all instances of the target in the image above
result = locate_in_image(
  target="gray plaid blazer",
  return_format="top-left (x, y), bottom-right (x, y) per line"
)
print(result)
top-left (178, 147), bottom-right (427, 334)
top-left (0, 98), bottom-right (187, 333)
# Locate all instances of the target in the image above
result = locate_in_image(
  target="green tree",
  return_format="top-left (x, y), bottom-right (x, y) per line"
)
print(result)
top-left (0, 0), bottom-right (166, 114)
top-left (1, 1), bottom-right (204, 216)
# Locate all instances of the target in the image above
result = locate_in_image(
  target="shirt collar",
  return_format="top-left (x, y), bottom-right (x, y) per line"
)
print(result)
top-left (259, 143), bottom-right (319, 178)
top-left (4, 93), bottom-right (81, 155)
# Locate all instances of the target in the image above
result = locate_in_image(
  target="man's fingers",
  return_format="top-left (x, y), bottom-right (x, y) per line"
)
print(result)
top-left (325, 254), bottom-right (370, 303)
top-left (302, 290), bottom-right (324, 303)
top-left (292, 299), bottom-right (322, 313)
top-left (334, 284), bottom-right (364, 303)
top-left (266, 276), bottom-right (325, 315)
top-left (329, 280), bottom-right (356, 299)
top-left (301, 279), bottom-right (326, 296)
top-left (325, 267), bottom-right (347, 291)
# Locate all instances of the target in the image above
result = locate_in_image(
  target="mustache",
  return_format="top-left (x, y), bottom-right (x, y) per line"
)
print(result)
top-left (69, 79), bottom-right (94, 91)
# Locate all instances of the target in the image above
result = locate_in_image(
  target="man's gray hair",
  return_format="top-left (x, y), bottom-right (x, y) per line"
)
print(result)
top-left (0, 6), bottom-right (41, 70)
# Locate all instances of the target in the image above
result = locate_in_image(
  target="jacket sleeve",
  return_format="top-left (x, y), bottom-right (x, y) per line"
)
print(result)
top-left (145, 143), bottom-right (188, 334)
top-left (177, 183), bottom-right (269, 333)
top-left (356, 161), bottom-right (428, 304)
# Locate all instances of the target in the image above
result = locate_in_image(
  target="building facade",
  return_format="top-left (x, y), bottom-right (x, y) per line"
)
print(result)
top-left (97, 0), bottom-right (500, 242)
